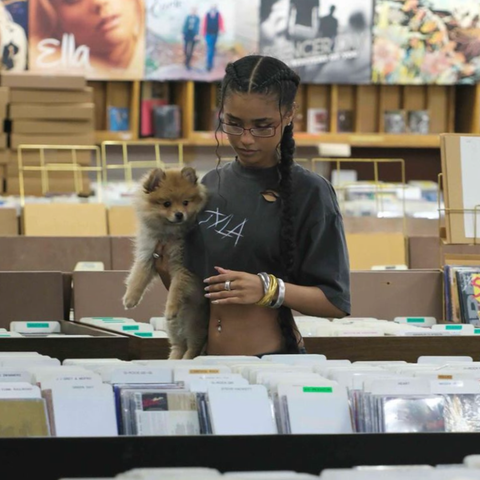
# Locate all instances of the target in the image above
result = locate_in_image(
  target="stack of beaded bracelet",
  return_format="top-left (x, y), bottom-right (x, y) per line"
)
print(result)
top-left (256, 272), bottom-right (285, 309)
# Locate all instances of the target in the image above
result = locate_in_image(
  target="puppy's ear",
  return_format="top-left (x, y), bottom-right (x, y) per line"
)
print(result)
top-left (143, 169), bottom-right (165, 193)
top-left (181, 167), bottom-right (198, 184)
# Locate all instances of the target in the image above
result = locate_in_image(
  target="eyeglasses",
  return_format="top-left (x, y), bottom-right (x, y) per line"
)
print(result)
top-left (220, 121), bottom-right (280, 138)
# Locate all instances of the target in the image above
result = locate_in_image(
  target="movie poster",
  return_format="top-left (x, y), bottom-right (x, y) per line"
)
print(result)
top-left (373, 0), bottom-right (480, 84)
top-left (1, 0), bottom-right (28, 71)
top-left (259, 0), bottom-right (373, 84)
top-left (145, 0), bottom-right (259, 81)
top-left (28, 0), bottom-right (146, 80)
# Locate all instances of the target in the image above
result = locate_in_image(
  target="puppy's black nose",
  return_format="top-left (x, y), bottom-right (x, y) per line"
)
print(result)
top-left (175, 212), bottom-right (184, 221)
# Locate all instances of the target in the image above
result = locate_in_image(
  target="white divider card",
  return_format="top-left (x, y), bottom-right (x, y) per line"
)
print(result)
top-left (0, 357), bottom-right (61, 367)
top-left (189, 377), bottom-right (249, 393)
top-left (353, 361), bottom-right (408, 366)
top-left (248, 366), bottom-right (314, 385)
top-left (0, 352), bottom-right (41, 357)
top-left (418, 356), bottom-right (474, 364)
top-left (327, 367), bottom-right (384, 390)
top-left (79, 317), bottom-right (136, 326)
top-left (261, 354), bottom-right (327, 365)
top-left (207, 385), bottom-right (277, 435)
top-left (149, 317), bottom-right (167, 331)
top-left (0, 383), bottom-right (42, 399)
top-left (394, 317), bottom-right (437, 328)
top-left (35, 370), bottom-right (103, 387)
top-left (182, 373), bottom-right (246, 388)
top-left (0, 332), bottom-right (23, 337)
top-left (133, 359), bottom-right (199, 366)
top-left (225, 473), bottom-right (317, 479)
top-left (100, 323), bottom-right (154, 335)
top-left (173, 365), bottom-right (232, 383)
top-left (431, 324), bottom-right (475, 335)
top-left (118, 467), bottom-right (221, 478)
top-left (99, 366), bottom-right (173, 384)
top-left (313, 360), bottom-right (352, 376)
top-left (278, 383), bottom-right (353, 434)
top-left (10, 321), bottom-right (61, 334)
top-left (42, 382), bottom-right (118, 437)
top-left (259, 374), bottom-right (325, 395)
top-left (63, 358), bottom-right (126, 368)
top-left (133, 331), bottom-right (169, 338)
top-left (192, 356), bottom-right (264, 365)
top-left (0, 369), bottom-right (33, 384)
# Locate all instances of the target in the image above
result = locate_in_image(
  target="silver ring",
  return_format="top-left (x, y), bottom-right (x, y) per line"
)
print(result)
top-left (153, 252), bottom-right (160, 259)
top-left (224, 280), bottom-right (231, 291)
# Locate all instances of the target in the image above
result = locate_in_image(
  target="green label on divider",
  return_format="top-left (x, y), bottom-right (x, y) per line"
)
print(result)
top-left (122, 325), bottom-right (140, 331)
top-left (134, 332), bottom-right (153, 338)
top-left (407, 318), bottom-right (425, 323)
top-left (303, 387), bottom-right (333, 393)
top-left (26, 323), bottom-right (49, 328)
top-left (475, 329), bottom-right (480, 335)
top-left (446, 325), bottom-right (462, 330)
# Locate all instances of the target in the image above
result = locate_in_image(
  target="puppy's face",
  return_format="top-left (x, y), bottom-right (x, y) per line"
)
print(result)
top-left (140, 167), bottom-right (206, 225)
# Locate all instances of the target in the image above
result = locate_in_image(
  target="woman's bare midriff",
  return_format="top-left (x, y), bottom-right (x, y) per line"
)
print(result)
top-left (206, 303), bottom-right (284, 356)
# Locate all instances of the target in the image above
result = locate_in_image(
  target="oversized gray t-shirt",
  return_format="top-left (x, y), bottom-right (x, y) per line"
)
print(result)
top-left (185, 159), bottom-right (351, 314)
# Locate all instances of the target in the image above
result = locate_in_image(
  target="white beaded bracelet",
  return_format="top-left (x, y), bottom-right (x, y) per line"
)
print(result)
top-left (270, 278), bottom-right (285, 309)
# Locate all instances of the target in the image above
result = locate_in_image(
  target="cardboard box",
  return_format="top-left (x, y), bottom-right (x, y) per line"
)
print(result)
top-left (0, 237), bottom-right (112, 271)
top-left (11, 133), bottom-right (95, 150)
top-left (0, 208), bottom-right (18, 235)
top-left (12, 120), bottom-right (94, 135)
top-left (10, 103), bottom-right (95, 121)
top-left (346, 233), bottom-right (407, 270)
top-left (350, 270), bottom-right (443, 320)
top-left (108, 206), bottom-right (137, 236)
top-left (409, 236), bottom-right (480, 269)
top-left (440, 134), bottom-right (480, 244)
top-left (0, 149), bottom-right (9, 165)
top-left (23, 204), bottom-right (108, 236)
top-left (0, 134), bottom-right (7, 150)
top-left (0, 86), bottom-right (9, 104)
top-left (409, 236), bottom-right (440, 269)
top-left (0, 272), bottom-right (64, 327)
top-left (7, 176), bottom-right (91, 196)
top-left (10, 87), bottom-right (93, 104)
top-left (1, 73), bottom-right (86, 90)
top-left (111, 236), bottom-right (135, 270)
top-left (73, 271), bottom-right (168, 323)
top-left (0, 103), bottom-right (8, 118)
top-left (344, 217), bottom-right (438, 236)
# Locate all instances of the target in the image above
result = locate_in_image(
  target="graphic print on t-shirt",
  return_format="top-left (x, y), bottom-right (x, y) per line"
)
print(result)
top-left (198, 207), bottom-right (247, 247)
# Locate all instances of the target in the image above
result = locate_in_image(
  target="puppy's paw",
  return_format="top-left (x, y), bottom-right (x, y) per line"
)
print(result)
top-left (123, 292), bottom-right (140, 310)
top-left (165, 304), bottom-right (179, 320)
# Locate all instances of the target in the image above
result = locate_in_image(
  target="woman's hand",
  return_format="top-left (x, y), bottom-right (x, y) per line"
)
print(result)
top-left (153, 242), bottom-right (169, 275)
top-left (204, 267), bottom-right (265, 305)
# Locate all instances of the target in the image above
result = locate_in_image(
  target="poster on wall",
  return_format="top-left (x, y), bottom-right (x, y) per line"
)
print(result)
top-left (373, 0), bottom-right (480, 84)
top-left (259, 0), bottom-right (373, 84)
top-left (145, 0), bottom-right (259, 82)
top-left (28, 0), bottom-right (145, 80)
top-left (1, 0), bottom-right (28, 71)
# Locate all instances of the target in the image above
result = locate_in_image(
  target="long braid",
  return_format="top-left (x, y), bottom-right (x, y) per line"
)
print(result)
top-left (277, 122), bottom-right (300, 353)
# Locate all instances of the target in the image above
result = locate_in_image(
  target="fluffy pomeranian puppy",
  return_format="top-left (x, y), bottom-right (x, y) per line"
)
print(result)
top-left (123, 167), bottom-right (209, 359)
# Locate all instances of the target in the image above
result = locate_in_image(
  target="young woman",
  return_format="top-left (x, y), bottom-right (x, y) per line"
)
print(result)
top-left (155, 54), bottom-right (350, 356)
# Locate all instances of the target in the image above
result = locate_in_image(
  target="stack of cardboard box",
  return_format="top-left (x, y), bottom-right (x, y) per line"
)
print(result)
top-left (1, 73), bottom-right (95, 196)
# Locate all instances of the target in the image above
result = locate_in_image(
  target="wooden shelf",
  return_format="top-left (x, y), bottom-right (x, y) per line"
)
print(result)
top-left (95, 130), bottom-right (135, 143)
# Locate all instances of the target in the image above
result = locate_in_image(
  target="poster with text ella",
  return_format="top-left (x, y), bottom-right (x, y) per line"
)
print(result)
top-left (145, 0), bottom-right (259, 82)
top-left (259, 0), bottom-right (373, 84)
top-left (373, 0), bottom-right (480, 84)
top-left (28, 0), bottom-right (145, 80)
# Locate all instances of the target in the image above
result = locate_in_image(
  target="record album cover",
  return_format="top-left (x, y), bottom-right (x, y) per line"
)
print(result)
top-left (373, 0), bottom-right (480, 84)
top-left (259, 0), bottom-right (373, 84)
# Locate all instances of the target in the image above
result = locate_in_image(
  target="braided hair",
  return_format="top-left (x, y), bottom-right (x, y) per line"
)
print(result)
top-left (217, 55), bottom-right (301, 353)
